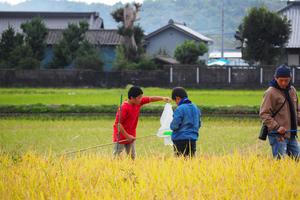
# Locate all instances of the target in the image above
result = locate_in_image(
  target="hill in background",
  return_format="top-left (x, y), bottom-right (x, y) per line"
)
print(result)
top-left (0, 0), bottom-right (285, 50)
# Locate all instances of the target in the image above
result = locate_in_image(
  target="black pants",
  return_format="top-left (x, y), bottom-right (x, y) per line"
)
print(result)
top-left (173, 140), bottom-right (196, 157)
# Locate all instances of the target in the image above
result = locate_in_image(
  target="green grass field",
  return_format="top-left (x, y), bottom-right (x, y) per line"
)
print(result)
top-left (0, 116), bottom-right (270, 156)
top-left (0, 88), bottom-right (265, 106)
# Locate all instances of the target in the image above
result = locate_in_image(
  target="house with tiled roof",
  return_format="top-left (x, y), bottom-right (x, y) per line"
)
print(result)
top-left (44, 29), bottom-right (123, 70)
top-left (0, 11), bottom-right (123, 70)
top-left (0, 11), bottom-right (104, 33)
top-left (278, 1), bottom-right (300, 66)
top-left (144, 19), bottom-right (213, 63)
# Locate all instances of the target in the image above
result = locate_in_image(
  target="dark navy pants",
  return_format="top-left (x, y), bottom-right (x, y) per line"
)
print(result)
top-left (173, 140), bottom-right (196, 157)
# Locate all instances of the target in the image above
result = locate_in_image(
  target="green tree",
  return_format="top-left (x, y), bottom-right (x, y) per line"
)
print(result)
top-left (112, 43), bottom-right (156, 70)
top-left (9, 45), bottom-right (40, 69)
top-left (51, 21), bottom-right (103, 70)
top-left (0, 26), bottom-right (23, 68)
top-left (111, 3), bottom-right (144, 62)
top-left (0, 18), bottom-right (47, 69)
top-left (21, 17), bottom-right (48, 60)
top-left (235, 6), bottom-right (290, 65)
top-left (52, 21), bottom-right (89, 67)
top-left (50, 40), bottom-right (70, 68)
top-left (174, 40), bottom-right (208, 64)
top-left (51, 21), bottom-right (90, 68)
top-left (112, 45), bottom-right (129, 70)
top-left (74, 41), bottom-right (103, 71)
top-left (112, 6), bottom-right (156, 70)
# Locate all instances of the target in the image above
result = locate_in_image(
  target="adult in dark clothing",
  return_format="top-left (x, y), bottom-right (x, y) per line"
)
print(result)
top-left (260, 64), bottom-right (300, 159)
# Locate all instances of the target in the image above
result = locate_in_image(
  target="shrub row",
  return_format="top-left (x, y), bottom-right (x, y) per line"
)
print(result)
top-left (0, 104), bottom-right (259, 115)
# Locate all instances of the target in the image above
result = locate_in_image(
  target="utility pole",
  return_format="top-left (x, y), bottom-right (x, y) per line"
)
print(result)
top-left (221, 0), bottom-right (224, 59)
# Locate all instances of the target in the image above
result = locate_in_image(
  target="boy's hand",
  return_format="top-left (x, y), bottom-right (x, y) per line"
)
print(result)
top-left (127, 135), bottom-right (136, 142)
top-left (163, 97), bottom-right (172, 103)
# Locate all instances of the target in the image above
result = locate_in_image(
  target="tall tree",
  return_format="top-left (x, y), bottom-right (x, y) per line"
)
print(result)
top-left (74, 40), bottom-right (103, 71)
top-left (21, 17), bottom-right (48, 61)
top-left (51, 21), bottom-right (102, 70)
top-left (111, 3), bottom-right (143, 62)
top-left (9, 44), bottom-right (39, 69)
top-left (235, 6), bottom-right (290, 65)
top-left (51, 21), bottom-right (89, 67)
top-left (0, 26), bottom-right (23, 67)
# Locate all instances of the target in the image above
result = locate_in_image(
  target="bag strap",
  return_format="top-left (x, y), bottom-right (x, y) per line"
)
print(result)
top-left (271, 98), bottom-right (286, 117)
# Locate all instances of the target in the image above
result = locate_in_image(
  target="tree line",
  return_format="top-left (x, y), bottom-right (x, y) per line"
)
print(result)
top-left (0, 0), bottom-right (285, 49)
top-left (0, 18), bottom-right (103, 71)
top-left (0, 3), bottom-right (291, 69)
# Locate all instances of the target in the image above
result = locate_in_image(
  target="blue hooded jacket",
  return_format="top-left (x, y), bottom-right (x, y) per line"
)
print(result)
top-left (170, 98), bottom-right (201, 141)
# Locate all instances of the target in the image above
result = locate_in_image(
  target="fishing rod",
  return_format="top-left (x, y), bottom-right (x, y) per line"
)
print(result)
top-left (268, 129), bottom-right (300, 136)
top-left (116, 94), bottom-right (123, 154)
top-left (58, 134), bottom-right (157, 157)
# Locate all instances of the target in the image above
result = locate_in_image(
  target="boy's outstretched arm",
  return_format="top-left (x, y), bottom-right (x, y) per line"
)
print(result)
top-left (149, 96), bottom-right (171, 103)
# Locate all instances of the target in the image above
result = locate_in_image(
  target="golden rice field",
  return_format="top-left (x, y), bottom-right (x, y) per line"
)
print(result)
top-left (0, 152), bottom-right (299, 200)
top-left (1, 117), bottom-right (299, 199)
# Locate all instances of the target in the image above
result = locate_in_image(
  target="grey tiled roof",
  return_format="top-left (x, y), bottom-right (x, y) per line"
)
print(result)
top-left (173, 23), bottom-right (213, 42)
top-left (278, 2), bottom-right (300, 48)
top-left (46, 29), bottom-right (123, 46)
top-left (145, 19), bottom-right (213, 43)
top-left (155, 55), bottom-right (179, 64)
top-left (0, 11), bottom-right (100, 18)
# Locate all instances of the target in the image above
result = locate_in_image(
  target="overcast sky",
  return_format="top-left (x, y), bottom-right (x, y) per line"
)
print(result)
top-left (0, 0), bottom-right (144, 6)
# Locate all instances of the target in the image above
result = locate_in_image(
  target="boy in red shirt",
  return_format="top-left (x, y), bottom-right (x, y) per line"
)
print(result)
top-left (113, 86), bottom-right (171, 159)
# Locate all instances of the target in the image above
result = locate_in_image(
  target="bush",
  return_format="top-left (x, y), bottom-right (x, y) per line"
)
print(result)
top-left (113, 46), bottom-right (157, 70)
top-left (8, 45), bottom-right (40, 69)
top-left (113, 45), bottom-right (129, 70)
top-left (0, 60), bottom-right (8, 69)
top-left (17, 57), bottom-right (40, 70)
top-left (0, 104), bottom-right (259, 115)
top-left (74, 54), bottom-right (103, 71)
top-left (134, 56), bottom-right (157, 70)
top-left (50, 22), bottom-right (97, 68)
top-left (174, 40), bottom-right (208, 64)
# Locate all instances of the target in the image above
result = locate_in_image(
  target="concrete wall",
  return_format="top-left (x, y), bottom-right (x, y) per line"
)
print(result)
top-left (2, 65), bottom-right (298, 89)
top-left (0, 69), bottom-right (168, 88)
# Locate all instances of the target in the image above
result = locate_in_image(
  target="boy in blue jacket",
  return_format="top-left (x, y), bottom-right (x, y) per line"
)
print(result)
top-left (170, 87), bottom-right (201, 157)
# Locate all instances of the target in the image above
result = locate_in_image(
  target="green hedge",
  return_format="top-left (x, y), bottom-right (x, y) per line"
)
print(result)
top-left (0, 104), bottom-right (259, 115)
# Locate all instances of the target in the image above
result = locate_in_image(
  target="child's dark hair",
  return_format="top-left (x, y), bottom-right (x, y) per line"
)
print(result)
top-left (128, 86), bottom-right (143, 99)
top-left (171, 87), bottom-right (188, 100)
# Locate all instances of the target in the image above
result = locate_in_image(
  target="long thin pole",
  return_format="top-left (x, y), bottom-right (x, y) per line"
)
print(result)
top-left (221, 0), bottom-right (224, 59)
top-left (268, 130), bottom-right (300, 136)
top-left (117, 94), bottom-right (123, 143)
top-left (58, 135), bottom-right (156, 157)
top-left (116, 94), bottom-right (123, 154)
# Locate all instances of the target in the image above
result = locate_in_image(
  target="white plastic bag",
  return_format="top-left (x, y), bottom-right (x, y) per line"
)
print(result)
top-left (157, 103), bottom-right (173, 145)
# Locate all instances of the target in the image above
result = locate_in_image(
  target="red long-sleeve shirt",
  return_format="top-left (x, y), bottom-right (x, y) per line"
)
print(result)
top-left (113, 97), bottom-right (150, 144)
